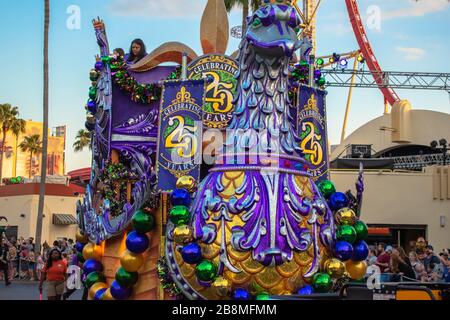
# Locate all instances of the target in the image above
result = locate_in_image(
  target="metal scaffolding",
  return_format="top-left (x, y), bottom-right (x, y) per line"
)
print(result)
top-left (392, 154), bottom-right (450, 171)
top-left (321, 69), bottom-right (450, 91)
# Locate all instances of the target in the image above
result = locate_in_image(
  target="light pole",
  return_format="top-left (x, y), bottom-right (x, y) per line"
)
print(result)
top-left (430, 139), bottom-right (449, 166)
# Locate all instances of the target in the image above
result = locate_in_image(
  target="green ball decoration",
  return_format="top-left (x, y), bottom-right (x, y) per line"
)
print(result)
top-left (115, 267), bottom-right (138, 288)
top-left (256, 292), bottom-right (270, 300)
top-left (85, 271), bottom-right (106, 288)
top-left (354, 220), bottom-right (368, 241)
top-left (317, 77), bottom-right (326, 86)
top-left (101, 55), bottom-right (111, 64)
top-left (336, 225), bottom-right (357, 244)
top-left (89, 87), bottom-right (97, 100)
top-left (300, 60), bottom-right (309, 67)
top-left (317, 180), bottom-right (336, 198)
top-left (132, 210), bottom-right (155, 233)
top-left (195, 260), bottom-right (217, 282)
top-left (312, 273), bottom-right (332, 293)
top-left (77, 252), bottom-right (85, 263)
top-left (169, 205), bottom-right (191, 226)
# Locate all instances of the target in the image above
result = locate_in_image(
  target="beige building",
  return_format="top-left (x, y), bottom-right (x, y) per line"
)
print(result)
top-left (1, 120), bottom-right (66, 180)
top-left (330, 102), bottom-right (450, 252)
top-left (0, 178), bottom-right (83, 245)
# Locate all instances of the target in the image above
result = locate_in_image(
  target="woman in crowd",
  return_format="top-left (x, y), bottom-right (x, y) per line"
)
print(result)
top-left (113, 48), bottom-right (125, 59)
top-left (391, 248), bottom-right (416, 281)
top-left (36, 252), bottom-right (44, 281)
top-left (409, 251), bottom-right (424, 280)
top-left (126, 39), bottom-right (147, 65)
top-left (27, 249), bottom-right (36, 281)
top-left (39, 248), bottom-right (67, 300)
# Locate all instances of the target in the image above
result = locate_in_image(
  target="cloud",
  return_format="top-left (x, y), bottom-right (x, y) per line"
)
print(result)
top-left (108, 0), bottom-right (206, 18)
top-left (395, 46), bottom-right (426, 61)
top-left (321, 23), bottom-right (352, 37)
top-left (382, 0), bottom-right (450, 20)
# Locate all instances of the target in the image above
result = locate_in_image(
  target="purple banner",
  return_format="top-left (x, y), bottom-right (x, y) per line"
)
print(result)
top-left (155, 80), bottom-right (205, 192)
top-left (297, 85), bottom-right (329, 182)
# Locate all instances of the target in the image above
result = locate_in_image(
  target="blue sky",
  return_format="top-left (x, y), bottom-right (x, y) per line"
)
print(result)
top-left (0, 0), bottom-right (449, 171)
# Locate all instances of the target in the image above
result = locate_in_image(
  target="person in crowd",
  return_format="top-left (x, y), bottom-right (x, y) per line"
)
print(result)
top-left (416, 263), bottom-right (428, 282)
top-left (0, 239), bottom-right (11, 286)
top-left (396, 246), bottom-right (411, 267)
top-left (376, 243), bottom-right (391, 273)
top-left (424, 245), bottom-right (441, 270)
top-left (27, 249), bottom-right (36, 281)
top-left (126, 39), bottom-right (147, 65)
top-left (409, 251), bottom-right (424, 280)
top-left (426, 261), bottom-right (444, 282)
top-left (439, 251), bottom-right (450, 282)
top-left (42, 241), bottom-right (51, 261)
top-left (391, 248), bottom-right (416, 281)
top-left (8, 241), bottom-right (17, 280)
top-left (36, 252), bottom-right (44, 281)
top-left (113, 48), bottom-right (125, 59)
top-left (367, 249), bottom-right (378, 266)
top-left (39, 248), bottom-right (67, 300)
top-left (53, 240), bottom-right (60, 250)
top-left (19, 242), bottom-right (29, 279)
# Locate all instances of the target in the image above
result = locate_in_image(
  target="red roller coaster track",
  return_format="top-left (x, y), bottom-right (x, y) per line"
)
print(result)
top-left (345, 0), bottom-right (401, 106)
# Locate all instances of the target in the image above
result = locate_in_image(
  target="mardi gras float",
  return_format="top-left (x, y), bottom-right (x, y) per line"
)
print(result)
top-left (76, 0), bottom-right (369, 300)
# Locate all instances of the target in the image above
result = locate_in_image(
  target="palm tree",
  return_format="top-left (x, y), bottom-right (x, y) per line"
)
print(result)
top-left (224, 0), bottom-right (260, 32)
top-left (0, 104), bottom-right (26, 184)
top-left (73, 129), bottom-right (92, 152)
top-left (19, 134), bottom-right (42, 178)
top-left (36, 0), bottom-right (50, 255)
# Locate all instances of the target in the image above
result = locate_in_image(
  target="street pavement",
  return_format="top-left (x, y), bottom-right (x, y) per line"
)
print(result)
top-left (0, 281), bottom-right (83, 300)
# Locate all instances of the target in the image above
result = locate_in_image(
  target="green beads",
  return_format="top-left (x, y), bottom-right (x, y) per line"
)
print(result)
top-left (317, 77), bottom-right (326, 86)
top-left (336, 225), bottom-right (357, 244)
top-left (89, 87), bottom-right (97, 100)
top-left (256, 292), bottom-right (270, 300)
top-left (85, 271), bottom-right (106, 288)
top-left (115, 267), bottom-right (138, 288)
top-left (317, 179), bottom-right (336, 198)
top-left (312, 273), bottom-right (332, 293)
top-left (132, 210), bottom-right (155, 233)
top-left (195, 260), bottom-right (217, 282)
top-left (169, 205), bottom-right (191, 225)
top-left (353, 220), bottom-right (368, 241)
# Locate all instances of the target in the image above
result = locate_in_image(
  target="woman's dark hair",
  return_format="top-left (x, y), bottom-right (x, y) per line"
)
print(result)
top-left (113, 48), bottom-right (125, 58)
top-left (45, 248), bottom-right (62, 270)
top-left (127, 39), bottom-right (146, 63)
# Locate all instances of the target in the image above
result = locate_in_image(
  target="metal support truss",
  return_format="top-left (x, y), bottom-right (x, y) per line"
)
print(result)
top-left (392, 154), bottom-right (450, 170)
top-left (321, 69), bottom-right (450, 91)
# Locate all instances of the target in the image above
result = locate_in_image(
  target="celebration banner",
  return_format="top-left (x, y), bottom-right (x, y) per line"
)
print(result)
top-left (155, 80), bottom-right (205, 192)
top-left (297, 85), bottom-right (329, 182)
top-left (187, 54), bottom-right (238, 129)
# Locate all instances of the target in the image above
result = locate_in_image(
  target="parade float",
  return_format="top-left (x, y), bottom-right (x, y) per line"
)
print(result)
top-left (76, 0), bottom-right (371, 300)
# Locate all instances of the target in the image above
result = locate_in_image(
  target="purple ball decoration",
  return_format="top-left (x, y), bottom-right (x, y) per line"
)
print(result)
top-left (86, 100), bottom-right (97, 114)
top-left (351, 240), bottom-right (369, 261)
top-left (83, 258), bottom-right (104, 275)
top-left (328, 192), bottom-right (349, 211)
top-left (297, 285), bottom-right (314, 295)
top-left (93, 288), bottom-right (107, 301)
top-left (125, 231), bottom-right (149, 254)
top-left (75, 241), bottom-right (85, 252)
top-left (181, 243), bottom-right (202, 264)
top-left (171, 188), bottom-right (191, 207)
top-left (232, 288), bottom-right (250, 300)
top-left (335, 241), bottom-right (354, 261)
top-left (314, 69), bottom-right (322, 79)
top-left (110, 280), bottom-right (132, 300)
top-left (94, 61), bottom-right (104, 71)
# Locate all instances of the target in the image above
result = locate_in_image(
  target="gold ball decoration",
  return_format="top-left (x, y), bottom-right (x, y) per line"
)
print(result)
top-left (335, 207), bottom-right (357, 226)
top-left (172, 225), bottom-right (194, 245)
top-left (120, 250), bottom-right (144, 272)
top-left (88, 282), bottom-right (108, 299)
top-left (176, 175), bottom-right (197, 193)
top-left (345, 260), bottom-right (367, 280)
top-left (82, 242), bottom-right (103, 261)
top-left (101, 288), bottom-right (115, 300)
top-left (76, 230), bottom-right (88, 244)
top-left (212, 276), bottom-right (230, 297)
top-left (324, 258), bottom-right (346, 278)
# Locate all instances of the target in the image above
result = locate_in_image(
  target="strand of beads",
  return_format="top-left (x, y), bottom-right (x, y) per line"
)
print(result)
top-left (79, 205), bottom-right (156, 300)
top-left (297, 179), bottom-right (369, 295)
